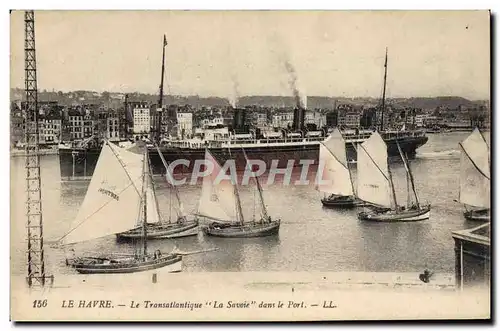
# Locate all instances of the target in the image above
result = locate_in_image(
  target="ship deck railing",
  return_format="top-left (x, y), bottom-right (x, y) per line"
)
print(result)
top-left (162, 129), bottom-right (426, 149)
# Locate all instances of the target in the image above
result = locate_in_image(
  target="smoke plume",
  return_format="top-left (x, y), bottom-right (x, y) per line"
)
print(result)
top-left (228, 74), bottom-right (240, 108)
top-left (283, 60), bottom-right (307, 109)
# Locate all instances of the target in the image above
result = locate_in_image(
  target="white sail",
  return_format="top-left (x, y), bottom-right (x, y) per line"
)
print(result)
top-left (319, 129), bottom-right (354, 196)
top-left (197, 150), bottom-right (237, 221)
top-left (323, 128), bottom-right (349, 168)
top-left (459, 128), bottom-right (490, 209)
top-left (62, 142), bottom-right (144, 245)
top-left (356, 131), bottom-right (394, 208)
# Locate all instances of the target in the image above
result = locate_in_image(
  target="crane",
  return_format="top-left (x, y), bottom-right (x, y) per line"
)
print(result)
top-left (23, 10), bottom-right (53, 287)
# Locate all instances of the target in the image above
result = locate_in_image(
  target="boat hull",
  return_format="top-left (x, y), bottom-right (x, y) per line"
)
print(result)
top-left (116, 221), bottom-right (199, 240)
top-left (321, 195), bottom-right (363, 208)
top-left (59, 134), bottom-right (428, 178)
top-left (202, 220), bottom-right (280, 238)
top-left (69, 254), bottom-right (182, 274)
top-left (464, 209), bottom-right (490, 222)
top-left (358, 205), bottom-right (431, 222)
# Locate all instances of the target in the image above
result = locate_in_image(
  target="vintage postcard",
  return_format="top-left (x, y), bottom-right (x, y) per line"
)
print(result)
top-left (9, 10), bottom-right (490, 321)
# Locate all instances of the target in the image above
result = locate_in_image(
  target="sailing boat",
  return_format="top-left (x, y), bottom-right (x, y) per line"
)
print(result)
top-left (357, 131), bottom-right (431, 222)
top-left (319, 128), bottom-right (360, 208)
top-left (63, 141), bottom-right (182, 274)
top-left (116, 144), bottom-right (199, 239)
top-left (198, 149), bottom-right (281, 238)
top-left (458, 128), bottom-right (490, 222)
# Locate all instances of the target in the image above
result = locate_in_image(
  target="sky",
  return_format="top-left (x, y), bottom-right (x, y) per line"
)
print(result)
top-left (9, 10), bottom-right (490, 100)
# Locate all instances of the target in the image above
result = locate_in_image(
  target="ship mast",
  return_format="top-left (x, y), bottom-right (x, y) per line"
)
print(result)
top-left (147, 155), bottom-right (163, 223)
top-left (227, 148), bottom-right (245, 225)
top-left (385, 139), bottom-right (399, 210)
top-left (242, 148), bottom-right (269, 223)
top-left (156, 35), bottom-right (167, 144)
top-left (349, 142), bottom-right (359, 196)
top-left (155, 144), bottom-right (184, 223)
top-left (396, 141), bottom-right (420, 208)
top-left (141, 149), bottom-right (149, 259)
top-left (380, 47), bottom-right (388, 132)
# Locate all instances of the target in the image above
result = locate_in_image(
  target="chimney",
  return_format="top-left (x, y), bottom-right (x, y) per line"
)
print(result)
top-left (292, 107), bottom-right (305, 132)
top-left (232, 108), bottom-right (247, 133)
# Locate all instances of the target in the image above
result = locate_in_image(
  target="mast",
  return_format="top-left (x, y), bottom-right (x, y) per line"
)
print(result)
top-left (147, 154), bottom-right (163, 223)
top-left (169, 183), bottom-right (172, 223)
top-left (156, 35), bottom-right (167, 144)
top-left (142, 149), bottom-right (148, 259)
top-left (227, 148), bottom-right (244, 225)
top-left (386, 144), bottom-right (399, 210)
top-left (347, 161), bottom-right (355, 197)
top-left (349, 142), bottom-right (358, 196)
top-left (155, 144), bottom-right (184, 222)
top-left (406, 165), bottom-right (411, 207)
top-left (396, 141), bottom-right (420, 207)
top-left (380, 47), bottom-right (388, 132)
top-left (242, 148), bottom-right (268, 223)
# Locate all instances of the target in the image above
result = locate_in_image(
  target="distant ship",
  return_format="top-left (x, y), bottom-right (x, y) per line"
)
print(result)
top-left (59, 126), bottom-right (428, 179)
top-left (58, 48), bottom-right (428, 179)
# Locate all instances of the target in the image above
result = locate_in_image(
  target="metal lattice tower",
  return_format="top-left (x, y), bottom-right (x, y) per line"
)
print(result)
top-left (24, 10), bottom-right (53, 287)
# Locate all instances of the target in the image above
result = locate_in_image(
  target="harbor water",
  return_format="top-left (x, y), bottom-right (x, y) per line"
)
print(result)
top-left (10, 131), bottom-right (484, 276)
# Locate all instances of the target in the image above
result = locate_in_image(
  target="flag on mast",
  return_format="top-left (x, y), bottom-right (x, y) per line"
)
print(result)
top-left (163, 35), bottom-right (168, 47)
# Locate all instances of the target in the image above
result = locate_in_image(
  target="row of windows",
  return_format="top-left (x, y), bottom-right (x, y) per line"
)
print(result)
top-left (40, 124), bottom-right (61, 129)
top-left (41, 136), bottom-right (58, 141)
top-left (70, 133), bottom-right (94, 139)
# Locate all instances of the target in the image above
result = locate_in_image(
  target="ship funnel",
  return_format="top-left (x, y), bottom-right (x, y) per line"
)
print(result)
top-left (232, 108), bottom-right (248, 134)
top-left (292, 102), bottom-right (306, 132)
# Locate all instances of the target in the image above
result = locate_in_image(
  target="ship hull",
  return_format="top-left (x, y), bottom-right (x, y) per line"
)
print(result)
top-left (463, 209), bottom-right (490, 222)
top-left (321, 195), bottom-right (362, 208)
top-left (68, 254), bottom-right (182, 274)
top-left (358, 205), bottom-right (431, 222)
top-left (202, 220), bottom-right (280, 238)
top-left (59, 135), bottom-right (428, 178)
top-left (116, 221), bottom-right (199, 240)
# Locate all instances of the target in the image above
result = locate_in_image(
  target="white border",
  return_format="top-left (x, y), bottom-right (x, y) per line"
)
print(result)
top-left (2, 1), bottom-right (498, 329)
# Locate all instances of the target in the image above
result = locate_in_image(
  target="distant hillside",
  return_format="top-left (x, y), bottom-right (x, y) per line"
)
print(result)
top-left (10, 88), bottom-right (487, 110)
top-left (389, 96), bottom-right (481, 110)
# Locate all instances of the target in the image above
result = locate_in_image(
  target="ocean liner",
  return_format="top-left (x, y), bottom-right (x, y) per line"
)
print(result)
top-left (59, 47), bottom-right (428, 179)
top-left (59, 127), bottom-right (427, 178)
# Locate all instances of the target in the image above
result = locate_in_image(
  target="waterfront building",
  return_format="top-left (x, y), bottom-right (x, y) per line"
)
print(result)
top-left (68, 111), bottom-right (84, 140)
top-left (272, 111), bottom-right (294, 129)
top-left (305, 110), bottom-right (326, 129)
top-left (176, 112), bottom-right (193, 139)
top-left (133, 104), bottom-right (152, 136)
top-left (83, 114), bottom-right (96, 139)
top-left (338, 111), bottom-right (361, 128)
top-left (201, 116), bottom-right (224, 128)
top-left (106, 112), bottom-right (121, 141)
top-left (39, 113), bottom-right (62, 144)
